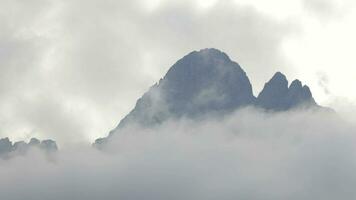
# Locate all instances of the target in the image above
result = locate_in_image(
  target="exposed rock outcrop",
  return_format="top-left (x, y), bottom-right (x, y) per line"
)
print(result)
top-left (95, 48), bottom-right (327, 147)
top-left (0, 137), bottom-right (58, 159)
top-left (256, 72), bottom-right (317, 110)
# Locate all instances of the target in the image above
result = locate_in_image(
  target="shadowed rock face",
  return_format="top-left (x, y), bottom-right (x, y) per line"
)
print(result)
top-left (0, 137), bottom-right (58, 159)
top-left (256, 72), bottom-right (289, 110)
top-left (95, 48), bottom-right (325, 146)
top-left (256, 72), bottom-right (317, 110)
top-left (40, 140), bottom-right (58, 152)
top-left (0, 138), bottom-right (12, 155)
top-left (13, 141), bottom-right (29, 154)
top-left (29, 138), bottom-right (41, 146)
top-left (117, 48), bottom-right (255, 129)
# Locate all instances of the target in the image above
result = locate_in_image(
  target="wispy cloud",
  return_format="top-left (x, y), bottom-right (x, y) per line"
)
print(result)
top-left (1, 108), bottom-right (356, 199)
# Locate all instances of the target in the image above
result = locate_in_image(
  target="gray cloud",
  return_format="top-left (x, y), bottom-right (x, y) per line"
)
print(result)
top-left (1, 108), bottom-right (356, 199)
top-left (0, 0), bottom-right (302, 142)
top-left (317, 72), bottom-right (330, 95)
top-left (302, 0), bottom-right (344, 20)
top-left (0, 1), bottom-right (354, 199)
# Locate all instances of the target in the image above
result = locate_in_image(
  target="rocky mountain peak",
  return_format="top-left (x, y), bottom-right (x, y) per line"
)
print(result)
top-left (0, 137), bottom-right (58, 158)
top-left (289, 79), bottom-right (302, 90)
top-left (271, 72), bottom-right (288, 82)
top-left (256, 72), bottom-right (289, 110)
top-left (95, 49), bottom-right (325, 147)
top-left (257, 73), bottom-right (317, 110)
top-left (117, 48), bottom-right (255, 129)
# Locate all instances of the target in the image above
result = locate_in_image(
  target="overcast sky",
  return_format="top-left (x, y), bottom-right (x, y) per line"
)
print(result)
top-left (0, 0), bottom-right (355, 144)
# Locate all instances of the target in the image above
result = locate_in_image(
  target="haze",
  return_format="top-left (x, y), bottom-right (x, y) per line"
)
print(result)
top-left (1, 0), bottom-right (356, 143)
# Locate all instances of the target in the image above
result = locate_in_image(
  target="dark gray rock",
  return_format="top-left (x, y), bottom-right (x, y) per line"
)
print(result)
top-left (256, 72), bottom-right (289, 110)
top-left (29, 138), bottom-right (41, 146)
top-left (40, 140), bottom-right (58, 152)
top-left (0, 138), bottom-right (12, 155)
top-left (94, 48), bottom-right (327, 147)
top-left (1, 137), bottom-right (58, 159)
top-left (13, 141), bottom-right (29, 154)
top-left (117, 48), bottom-right (255, 129)
top-left (93, 137), bottom-right (109, 149)
top-left (285, 80), bottom-right (317, 109)
top-left (256, 72), bottom-right (318, 111)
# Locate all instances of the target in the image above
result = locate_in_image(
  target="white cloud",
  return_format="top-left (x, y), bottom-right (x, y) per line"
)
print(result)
top-left (1, 108), bottom-right (356, 199)
top-left (0, 0), bottom-right (298, 142)
top-left (0, 0), bottom-right (355, 143)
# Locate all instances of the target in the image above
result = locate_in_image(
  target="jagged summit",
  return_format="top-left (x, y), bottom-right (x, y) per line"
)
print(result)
top-left (271, 72), bottom-right (288, 82)
top-left (187, 48), bottom-right (231, 61)
top-left (256, 72), bottom-right (289, 110)
top-left (94, 49), bottom-right (325, 146)
top-left (256, 72), bottom-right (317, 110)
top-left (290, 79), bottom-right (302, 89)
top-left (117, 48), bottom-right (255, 129)
top-left (0, 137), bottom-right (58, 159)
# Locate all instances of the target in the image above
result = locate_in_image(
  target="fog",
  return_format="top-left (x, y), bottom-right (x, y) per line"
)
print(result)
top-left (1, 0), bottom-right (355, 143)
top-left (1, 108), bottom-right (356, 200)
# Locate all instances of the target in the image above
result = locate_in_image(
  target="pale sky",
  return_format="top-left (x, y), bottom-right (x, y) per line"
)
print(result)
top-left (0, 0), bottom-right (355, 144)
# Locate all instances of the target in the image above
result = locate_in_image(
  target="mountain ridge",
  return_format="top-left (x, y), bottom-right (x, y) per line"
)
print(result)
top-left (95, 48), bottom-right (326, 147)
top-left (0, 137), bottom-right (58, 159)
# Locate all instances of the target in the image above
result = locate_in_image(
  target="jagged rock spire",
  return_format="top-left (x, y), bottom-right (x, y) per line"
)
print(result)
top-left (0, 137), bottom-right (58, 158)
top-left (95, 49), bottom-right (324, 147)
top-left (256, 72), bottom-right (289, 110)
top-left (257, 72), bottom-right (317, 110)
top-left (116, 48), bottom-right (255, 129)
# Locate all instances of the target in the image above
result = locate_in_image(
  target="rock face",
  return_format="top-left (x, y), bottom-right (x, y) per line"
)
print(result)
top-left (40, 140), bottom-right (58, 152)
top-left (256, 72), bottom-right (317, 110)
top-left (0, 138), bottom-right (12, 155)
top-left (0, 137), bottom-right (58, 158)
top-left (118, 48), bottom-right (255, 129)
top-left (95, 48), bottom-right (325, 146)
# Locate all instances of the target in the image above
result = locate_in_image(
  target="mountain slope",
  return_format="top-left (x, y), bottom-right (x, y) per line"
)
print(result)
top-left (256, 72), bottom-right (317, 110)
top-left (0, 137), bottom-right (58, 159)
top-left (94, 48), bottom-right (324, 147)
top-left (118, 48), bottom-right (255, 129)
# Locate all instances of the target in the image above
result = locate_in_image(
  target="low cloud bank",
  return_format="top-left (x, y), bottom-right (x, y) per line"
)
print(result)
top-left (1, 108), bottom-right (356, 200)
top-left (0, 138), bottom-right (58, 159)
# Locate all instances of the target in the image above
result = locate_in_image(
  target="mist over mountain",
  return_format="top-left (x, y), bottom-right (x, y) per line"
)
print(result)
top-left (256, 72), bottom-right (318, 111)
top-left (119, 49), bottom-right (255, 126)
top-left (0, 137), bottom-right (58, 159)
top-left (95, 48), bottom-right (325, 146)
top-left (0, 49), bottom-right (352, 200)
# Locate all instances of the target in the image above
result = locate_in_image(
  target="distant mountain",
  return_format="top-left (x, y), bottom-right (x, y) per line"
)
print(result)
top-left (119, 48), bottom-right (255, 128)
top-left (94, 48), bottom-right (326, 147)
top-left (256, 72), bottom-right (317, 111)
top-left (0, 137), bottom-right (58, 159)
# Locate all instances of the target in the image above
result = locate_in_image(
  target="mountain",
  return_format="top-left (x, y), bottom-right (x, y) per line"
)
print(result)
top-left (256, 72), bottom-right (317, 110)
top-left (0, 137), bottom-right (58, 159)
top-left (94, 48), bottom-right (324, 147)
top-left (119, 48), bottom-right (255, 128)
